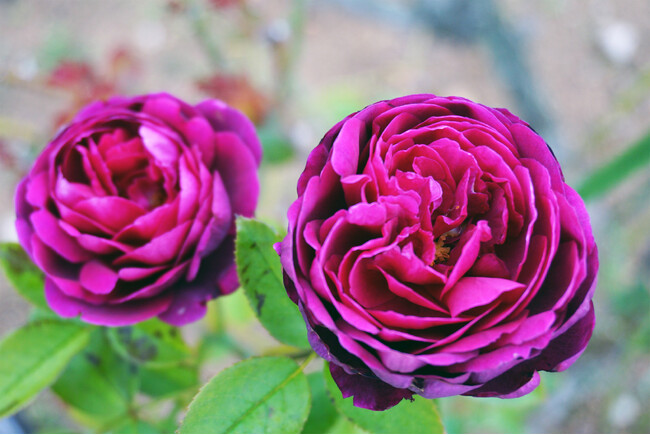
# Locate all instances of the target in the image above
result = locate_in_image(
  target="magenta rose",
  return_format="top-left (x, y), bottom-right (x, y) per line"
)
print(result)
top-left (15, 93), bottom-right (261, 326)
top-left (279, 94), bottom-right (598, 410)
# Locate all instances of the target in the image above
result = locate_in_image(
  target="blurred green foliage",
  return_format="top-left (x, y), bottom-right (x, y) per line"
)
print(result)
top-left (578, 130), bottom-right (650, 201)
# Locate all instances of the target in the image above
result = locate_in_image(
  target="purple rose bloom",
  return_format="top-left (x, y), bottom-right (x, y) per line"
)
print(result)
top-left (279, 94), bottom-right (598, 410)
top-left (16, 93), bottom-right (261, 326)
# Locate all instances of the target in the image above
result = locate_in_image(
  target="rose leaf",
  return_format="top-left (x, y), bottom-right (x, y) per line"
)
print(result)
top-left (51, 328), bottom-right (138, 426)
top-left (0, 319), bottom-right (91, 418)
top-left (179, 356), bottom-right (311, 434)
top-left (106, 317), bottom-right (191, 368)
top-left (139, 363), bottom-right (199, 399)
top-left (235, 217), bottom-right (310, 349)
top-left (302, 371), bottom-right (367, 434)
top-left (0, 242), bottom-right (47, 310)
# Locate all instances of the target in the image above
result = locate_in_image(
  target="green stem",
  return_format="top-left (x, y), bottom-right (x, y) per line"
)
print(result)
top-left (288, 348), bottom-right (314, 360)
top-left (298, 351), bottom-right (317, 367)
top-left (188, 0), bottom-right (226, 69)
top-left (263, 346), bottom-right (314, 360)
top-left (272, 0), bottom-right (307, 111)
top-left (212, 297), bottom-right (226, 335)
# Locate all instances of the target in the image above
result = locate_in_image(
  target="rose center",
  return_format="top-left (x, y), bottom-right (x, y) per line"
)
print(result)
top-left (432, 225), bottom-right (466, 265)
top-left (433, 235), bottom-right (451, 264)
top-left (123, 174), bottom-right (167, 209)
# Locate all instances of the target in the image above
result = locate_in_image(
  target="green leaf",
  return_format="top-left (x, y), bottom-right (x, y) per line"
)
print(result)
top-left (323, 363), bottom-right (445, 434)
top-left (28, 307), bottom-right (86, 327)
top-left (326, 416), bottom-right (368, 434)
top-left (51, 329), bottom-right (137, 423)
top-left (258, 120), bottom-right (295, 164)
top-left (28, 307), bottom-right (62, 323)
top-left (235, 217), bottom-right (309, 349)
top-left (578, 130), bottom-right (650, 201)
top-left (303, 371), bottom-right (339, 434)
top-left (105, 418), bottom-right (160, 434)
top-left (179, 356), bottom-right (311, 434)
top-left (0, 320), bottom-right (91, 418)
top-left (107, 317), bottom-right (190, 368)
top-left (438, 386), bottom-right (545, 433)
top-left (139, 364), bottom-right (198, 398)
top-left (198, 332), bottom-right (235, 361)
top-left (0, 242), bottom-right (47, 310)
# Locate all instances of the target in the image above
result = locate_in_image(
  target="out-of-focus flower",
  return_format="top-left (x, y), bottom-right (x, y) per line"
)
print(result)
top-left (279, 94), bottom-right (598, 410)
top-left (16, 93), bottom-right (262, 326)
top-left (197, 73), bottom-right (269, 125)
top-left (166, 0), bottom-right (187, 14)
top-left (207, 0), bottom-right (243, 10)
top-left (47, 48), bottom-right (139, 128)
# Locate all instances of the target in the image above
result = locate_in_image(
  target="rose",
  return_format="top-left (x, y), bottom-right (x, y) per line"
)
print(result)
top-left (15, 93), bottom-right (261, 326)
top-left (279, 94), bottom-right (598, 410)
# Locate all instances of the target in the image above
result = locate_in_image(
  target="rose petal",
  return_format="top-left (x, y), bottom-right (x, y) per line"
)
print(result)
top-left (211, 132), bottom-right (259, 217)
top-left (74, 196), bottom-right (148, 233)
top-left (30, 210), bottom-right (91, 263)
top-left (115, 220), bottom-right (192, 266)
top-left (196, 99), bottom-right (263, 164)
top-left (80, 260), bottom-right (119, 295)
top-left (329, 363), bottom-right (413, 411)
top-left (45, 278), bottom-right (173, 327)
top-left (445, 277), bottom-right (525, 317)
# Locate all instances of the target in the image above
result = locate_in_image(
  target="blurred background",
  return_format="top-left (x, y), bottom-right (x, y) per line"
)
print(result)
top-left (0, 0), bottom-right (649, 432)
